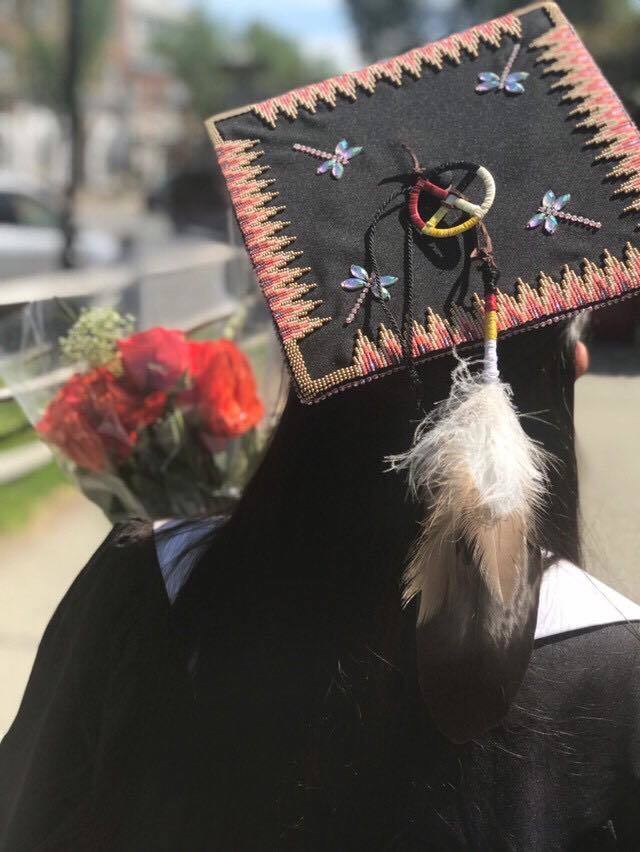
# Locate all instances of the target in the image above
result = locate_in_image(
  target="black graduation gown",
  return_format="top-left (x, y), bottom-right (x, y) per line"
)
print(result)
top-left (1, 523), bottom-right (639, 851)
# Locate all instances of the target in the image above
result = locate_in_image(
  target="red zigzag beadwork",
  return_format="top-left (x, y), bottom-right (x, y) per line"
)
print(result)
top-left (252, 14), bottom-right (521, 127)
top-left (216, 138), bottom-right (329, 345)
top-left (531, 16), bottom-right (640, 225)
top-left (354, 245), bottom-right (640, 376)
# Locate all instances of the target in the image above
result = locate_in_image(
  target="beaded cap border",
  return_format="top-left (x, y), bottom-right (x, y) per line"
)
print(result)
top-left (209, 2), bottom-right (640, 402)
top-left (250, 14), bottom-right (521, 128)
top-left (214, 139), bottom-right (329, 347)
top-left (353, 243), bottom-right (640, 380)
top-left (532, 4), bottom-right (640, 226)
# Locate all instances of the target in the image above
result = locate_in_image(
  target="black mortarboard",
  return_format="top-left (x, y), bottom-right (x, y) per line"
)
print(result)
top-left (208, 1), bottom-right (639, 404)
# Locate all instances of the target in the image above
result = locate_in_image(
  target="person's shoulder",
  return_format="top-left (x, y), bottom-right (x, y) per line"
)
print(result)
top-left (72, 520), bottom-right (157, 595)
top-left (40, 520), bottom-right (164, 650)
top-left (153, 516), bottom-right (222, 603)
top-left (0, 521), bottom-right (196, 848)
top-left (523, 570), bottom-right (640, 727)
top-left (535, 560), bottom-right (640, 642)
top-left (1, 522), bottom-right (165, 743)
top-left (532, 564), bottom-right (640, 693)
top-left (56, 515), bottom-right (221, 624)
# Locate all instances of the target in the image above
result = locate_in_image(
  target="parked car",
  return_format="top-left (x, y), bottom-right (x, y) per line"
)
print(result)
top-left (0, 174), bottom-right (122, 279)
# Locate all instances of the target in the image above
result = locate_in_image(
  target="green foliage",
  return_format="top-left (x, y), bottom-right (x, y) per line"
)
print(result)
top-left (345, 0), bottom-right (426, 60)
top-left (485, 0), bottom-right (635, 27)
top-left (151, 9), bottom-right (230, 121)
top-left (345, 0), bottom-right (640, 118)
top-left (17, 0), bottom-right (114, 109)
top-left (464, 0), bottom-right (640, 118)
top-left (151, 10), bottom-right (334, 119)
top-left (241, 23), bottom-right (334, 103)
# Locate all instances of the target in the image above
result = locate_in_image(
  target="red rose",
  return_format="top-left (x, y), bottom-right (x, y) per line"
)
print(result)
top-left (186, 339), bottom-right (264, 438)
top-left (186, 339), bottom-right (211, 380)
top-left (38, 404), bottom-right (109, 472)
top-left (118, 327), bottom-right (190, 392)
top-left (37, 367), bottom-right (167, 472)
top-left (128, 389), bottom-right (167, 430)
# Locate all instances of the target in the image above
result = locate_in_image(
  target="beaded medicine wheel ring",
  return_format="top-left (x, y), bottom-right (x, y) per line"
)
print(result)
top-left (409, 161), bottom-right (496, 238)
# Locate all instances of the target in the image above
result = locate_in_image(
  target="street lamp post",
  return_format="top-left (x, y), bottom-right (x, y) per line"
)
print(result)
top-left (61, 0), bottom-right (81, 269)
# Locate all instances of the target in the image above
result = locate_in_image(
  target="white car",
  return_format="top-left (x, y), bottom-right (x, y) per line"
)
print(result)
top-left (0, 175), bottom-right (122, 279)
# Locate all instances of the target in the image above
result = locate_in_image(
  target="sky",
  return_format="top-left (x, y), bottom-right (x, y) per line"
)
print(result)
top-left (200, 0), bottom-right (363, 71)
top-left (198, 0), bottom-right (464, 71)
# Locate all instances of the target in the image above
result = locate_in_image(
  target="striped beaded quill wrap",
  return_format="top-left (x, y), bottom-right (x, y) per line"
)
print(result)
top-left (388, 272), bottom-right (551, 743)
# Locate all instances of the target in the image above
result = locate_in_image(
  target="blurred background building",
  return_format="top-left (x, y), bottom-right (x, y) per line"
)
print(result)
top-left (0, 0), bottom-right (639, 735)
top-left (0, 1), bottom-right (638, 209)
top-left (0, 0), bottom-right (192, 192)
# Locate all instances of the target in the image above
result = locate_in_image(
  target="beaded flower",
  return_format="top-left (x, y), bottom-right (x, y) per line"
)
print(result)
top-left (341, 265), bottom-right (398, 325)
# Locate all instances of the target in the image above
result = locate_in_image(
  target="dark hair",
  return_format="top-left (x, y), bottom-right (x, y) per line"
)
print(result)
top-left (172, 320), bottom-right (580, 847)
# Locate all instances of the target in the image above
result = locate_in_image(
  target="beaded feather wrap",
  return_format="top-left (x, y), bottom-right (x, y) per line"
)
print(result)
top-left (389, 181), bottom-right (550, 741)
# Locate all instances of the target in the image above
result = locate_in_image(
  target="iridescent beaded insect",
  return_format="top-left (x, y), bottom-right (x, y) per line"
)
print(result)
top-left (340, 265), bottom-right (398, 325)
top-left (526, 190), bottom-right (602, 234)
top-left (292, 139), bottom-right (363, 179)
top-left (476, 43), bottom-right (529, 95)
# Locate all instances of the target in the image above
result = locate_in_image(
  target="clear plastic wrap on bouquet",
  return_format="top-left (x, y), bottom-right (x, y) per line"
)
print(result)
top-left (0, 238), bottom-right (285, 522)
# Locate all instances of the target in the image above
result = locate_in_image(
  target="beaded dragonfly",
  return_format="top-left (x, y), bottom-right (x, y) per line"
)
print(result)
top-left (526, 190), bottom-right (602, 234)
top-left (341, 265), bottom-right (398, 325)
top-left (292, 139), bottom-right (363, 179)
top-left (476, 43), bottom-right (529, 95)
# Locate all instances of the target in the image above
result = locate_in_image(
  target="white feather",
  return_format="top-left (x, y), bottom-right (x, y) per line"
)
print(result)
top-left (388, 358), bottom-right (550, 622)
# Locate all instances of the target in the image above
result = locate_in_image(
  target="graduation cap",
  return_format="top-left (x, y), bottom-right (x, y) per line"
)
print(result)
top-left (208, 2), bottom-right (640, 741)
top-left (208, 1), bottom-right (640, 405)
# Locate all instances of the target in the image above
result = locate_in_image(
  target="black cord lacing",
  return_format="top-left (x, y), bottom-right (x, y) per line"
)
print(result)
top-left (364, 185), bottom-right (423, 403)
top-left (356, 148), bottom-right (502, 408)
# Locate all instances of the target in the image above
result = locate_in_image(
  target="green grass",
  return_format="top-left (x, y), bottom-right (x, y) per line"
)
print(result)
top-left (0, 398), bottom-right (37, 456)
top-left (0, 426), bottom-right (36, 452)
top-left (0, 397), bottom-right (64, 533)
top-left (0, 400), bottom-right (28, 438)
top-left (0, 462), bottom-right (68, 534)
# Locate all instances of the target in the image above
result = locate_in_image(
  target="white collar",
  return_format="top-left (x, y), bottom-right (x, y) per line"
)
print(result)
top-left (535, 560), bottom-right (640, 641)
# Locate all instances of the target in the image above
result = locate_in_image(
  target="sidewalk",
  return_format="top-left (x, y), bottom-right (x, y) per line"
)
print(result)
top-left (0, 488), bottom-right (110, 736)
top-left (576, 371), bottom-right (640, 600)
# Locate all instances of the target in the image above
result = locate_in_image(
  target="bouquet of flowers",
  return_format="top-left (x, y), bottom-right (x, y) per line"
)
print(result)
top-left (34, 306), bottom-right (267, 520)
